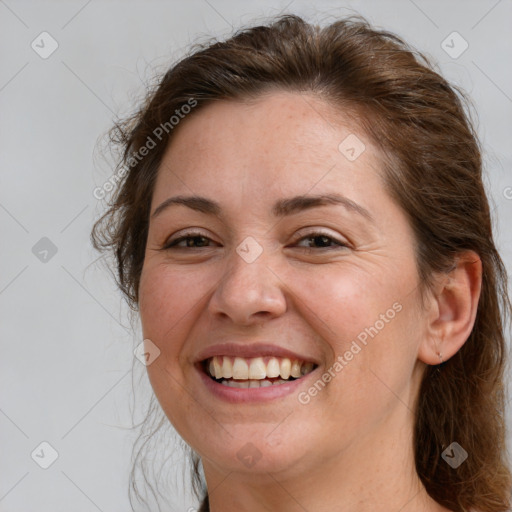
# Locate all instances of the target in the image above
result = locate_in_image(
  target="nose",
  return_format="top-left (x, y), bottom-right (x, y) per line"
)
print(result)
top-left (207, 246), bottom-right (287, 326)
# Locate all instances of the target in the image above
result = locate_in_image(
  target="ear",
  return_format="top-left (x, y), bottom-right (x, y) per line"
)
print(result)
top-left (418, 251), bottom-right (482, 365)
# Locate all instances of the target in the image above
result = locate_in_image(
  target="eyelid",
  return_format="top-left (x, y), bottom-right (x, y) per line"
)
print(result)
top-left (163, 228), bottom-right (217, 248)
top-left (294, 226), bottom-right (338, 237)
top-left (291, 227), bottom-right (349, 246)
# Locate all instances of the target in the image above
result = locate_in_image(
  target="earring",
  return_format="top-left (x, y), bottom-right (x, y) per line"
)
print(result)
top-left (435, 351), bottom-right (444, 375)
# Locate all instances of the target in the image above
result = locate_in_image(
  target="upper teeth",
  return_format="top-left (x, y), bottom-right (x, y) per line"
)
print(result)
top-left (207, 356), bottom-right (315, 380)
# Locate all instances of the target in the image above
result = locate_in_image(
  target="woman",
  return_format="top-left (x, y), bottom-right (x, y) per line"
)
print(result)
top-left (91, 13), bottom-right (511, 512)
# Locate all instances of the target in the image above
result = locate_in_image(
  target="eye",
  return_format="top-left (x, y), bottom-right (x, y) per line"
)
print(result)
top-left (163, 231), bottom-right (218, 249)
top-left (293, 231), bottom-right (348, 251)
top-left (162, 230), bottom-right (348, 251)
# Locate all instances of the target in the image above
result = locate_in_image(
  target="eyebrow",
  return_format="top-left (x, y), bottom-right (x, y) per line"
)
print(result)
top-left (151, 193), bottom-right (374, 222)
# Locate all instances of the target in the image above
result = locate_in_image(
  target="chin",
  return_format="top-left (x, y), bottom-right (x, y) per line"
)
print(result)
top-left (192, 423), bottom-right (315, 476)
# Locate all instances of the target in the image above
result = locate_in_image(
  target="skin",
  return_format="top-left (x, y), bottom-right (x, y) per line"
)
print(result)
top-left (138, 91), bottom-right (482, 512)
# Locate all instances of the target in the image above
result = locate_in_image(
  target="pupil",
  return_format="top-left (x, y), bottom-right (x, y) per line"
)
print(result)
top-left (313, 235), bottom-right (329, 247)
top-left (188, 236), bottom-right (207, 247)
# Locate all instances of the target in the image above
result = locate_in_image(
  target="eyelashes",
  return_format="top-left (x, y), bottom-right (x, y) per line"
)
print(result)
top-left (294, 232), bottom-right (348, 250)
top-left (163, 233), bottom-right (212, 249)
top-left (162, 230), bottom-right (348, 251)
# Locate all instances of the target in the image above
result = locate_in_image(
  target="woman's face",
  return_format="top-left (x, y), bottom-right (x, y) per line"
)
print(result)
top-left (139, 91), bottom-right (428, 479)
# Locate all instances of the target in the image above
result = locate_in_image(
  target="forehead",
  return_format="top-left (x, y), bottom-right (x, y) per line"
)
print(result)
top-left (153, 91), bottom-right (384, 210)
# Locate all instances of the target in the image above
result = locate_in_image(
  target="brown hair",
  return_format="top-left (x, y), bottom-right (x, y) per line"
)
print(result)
top-left (91, 13), bottom-right (511, 512)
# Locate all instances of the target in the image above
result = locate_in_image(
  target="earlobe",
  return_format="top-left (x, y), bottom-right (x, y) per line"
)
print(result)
top-left (418, 251), bottom-right (482, 365)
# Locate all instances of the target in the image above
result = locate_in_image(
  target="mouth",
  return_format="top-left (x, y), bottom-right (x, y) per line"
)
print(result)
top-left (201, 355), bottom-right (318, 388)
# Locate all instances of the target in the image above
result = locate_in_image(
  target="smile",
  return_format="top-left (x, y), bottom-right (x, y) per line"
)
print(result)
top-left (203, 355), bottom-right (317, 388)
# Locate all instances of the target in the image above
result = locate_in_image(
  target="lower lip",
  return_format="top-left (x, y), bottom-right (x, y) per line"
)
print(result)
top-left (197, 365), bottom-right (318, 404)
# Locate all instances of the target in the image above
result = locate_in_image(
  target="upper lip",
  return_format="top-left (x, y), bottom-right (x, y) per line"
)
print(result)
top-left (194, 342), bottom-right (320, 365)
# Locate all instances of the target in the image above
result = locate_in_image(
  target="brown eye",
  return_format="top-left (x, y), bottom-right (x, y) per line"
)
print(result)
top-left (295, 232), bottom-right (347, 250)
top-left (164, 233), bottom-right (217, 249)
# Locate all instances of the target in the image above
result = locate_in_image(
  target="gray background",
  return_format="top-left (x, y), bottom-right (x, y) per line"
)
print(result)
top-left (1, 1), bottom-right (511, 511)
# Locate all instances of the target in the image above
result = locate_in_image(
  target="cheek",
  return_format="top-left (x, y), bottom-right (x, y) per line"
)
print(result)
top-left (139, 262), bottom-right (217, 342)
top-left (138, 261), bottom-right (223, 398)
top-left (287, 264), bottom-right (420, 412)
top-left (287, 264), bottom-right (390, 344)
top-left (138, 263), bottom-right (215, 442)
top-left (138, 264), bottom-right (202, 403)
